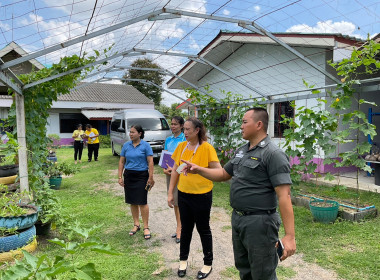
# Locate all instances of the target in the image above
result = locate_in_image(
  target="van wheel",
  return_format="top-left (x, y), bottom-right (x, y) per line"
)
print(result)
top-left (112, 143), bottom-right (118, 156)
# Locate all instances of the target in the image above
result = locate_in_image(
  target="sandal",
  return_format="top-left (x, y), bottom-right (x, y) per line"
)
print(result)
top-left (129, 225), bottom-right (140, 236)
top-left (144, 228), bottom-right (151, 240)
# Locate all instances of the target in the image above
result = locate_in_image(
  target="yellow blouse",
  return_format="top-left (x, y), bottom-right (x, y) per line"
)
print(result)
top-left (172, 141), bottom-right (219, 194)
top-left (72, 130), bottom-right (85, 141)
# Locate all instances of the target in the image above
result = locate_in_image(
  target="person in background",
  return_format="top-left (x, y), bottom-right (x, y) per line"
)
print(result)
top-left (163, 116), bottom-right (185, 244)
top-left (118, 124), bottom-right (155, 240)
top-left (72, 124), bottom-right (85, 164)
top-left (84, 124), bottom-right (100, 162)
top-left (168, 117), bottom-right (220, 279)
top-left (181, 108), bottom-right (296, 280)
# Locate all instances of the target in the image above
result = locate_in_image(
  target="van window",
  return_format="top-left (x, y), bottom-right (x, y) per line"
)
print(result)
top-left (127, 118), bottom-right (170, 131)
top-left (111, 119), bottom-right (121, 131)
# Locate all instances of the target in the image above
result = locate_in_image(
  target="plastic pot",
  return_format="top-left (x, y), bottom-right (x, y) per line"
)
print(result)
top-left (35, 221), bottom-right (52, 236)
top-left (47, 156), bottom-right (57, 162)
top-left (309, 199), bottom-right (339, 223)
top-left (49, 176), bottom-right (62, 189)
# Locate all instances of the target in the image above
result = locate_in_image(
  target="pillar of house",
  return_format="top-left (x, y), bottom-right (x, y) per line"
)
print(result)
top-left (15, 93), bottom-right (29, 195)
top-left (267, 102), bottom-right (274, 138)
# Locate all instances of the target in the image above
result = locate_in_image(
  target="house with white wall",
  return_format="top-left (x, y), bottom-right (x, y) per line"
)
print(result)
top-left (0, 42), bottom-right (154, 145)
top-left (169, 31), bottom-right (380, 173)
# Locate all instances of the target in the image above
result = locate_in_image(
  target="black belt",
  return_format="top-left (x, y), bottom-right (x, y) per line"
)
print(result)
top-left (234, 208), bottom-right (276, 216)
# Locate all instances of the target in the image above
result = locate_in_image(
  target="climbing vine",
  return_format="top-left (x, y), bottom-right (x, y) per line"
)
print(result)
top-left (282, 38), bottom-right (379, 187)
top-left (7, 50), bottom-right (108, 191)
top-left (186, 87), bottom-right (264, 164)
top-left (329, 38), bottom-right (379, 173)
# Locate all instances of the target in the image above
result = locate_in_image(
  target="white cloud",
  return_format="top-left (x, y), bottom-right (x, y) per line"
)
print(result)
top-left (189, 36), bottom-right (202, 51)
top-left (223, 9), bottom-right (230, 16)
top-left (0, 21), bottom-right (10, 32)
top-left (22, 0), bottom-right (207, 105)
top-left (20, 13), bottom-right (116, 62)
top-left (101, 77), bottom-right (122, 85)
top-left (254, 5), bottom-right (261, 12)
top-left (286, 20), bottom-right (358, 36)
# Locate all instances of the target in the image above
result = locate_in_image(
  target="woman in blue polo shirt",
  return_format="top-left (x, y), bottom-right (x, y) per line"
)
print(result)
top-left (163, 116), bottom-right (185, 243)
top-left (118, 124), bottom-right (155, 240)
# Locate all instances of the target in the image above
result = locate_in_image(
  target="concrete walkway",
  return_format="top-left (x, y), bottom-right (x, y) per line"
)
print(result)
top-left (316, 171), bottom-right (380, 193)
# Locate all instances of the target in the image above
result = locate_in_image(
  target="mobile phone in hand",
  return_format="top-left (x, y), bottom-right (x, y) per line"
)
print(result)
top-left (277, 240), bottom-right (284, 261)
top-left (145, 184), bottom-right (152, 191)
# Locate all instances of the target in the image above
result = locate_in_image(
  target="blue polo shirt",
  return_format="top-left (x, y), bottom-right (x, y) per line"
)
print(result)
top-left (121, 140), bottom-right (153, 171)
top-left (164, 132), bottom-right (186, 153)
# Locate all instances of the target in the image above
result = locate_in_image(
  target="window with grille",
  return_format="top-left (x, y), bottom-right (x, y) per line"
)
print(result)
top-left (274, 101), bottom-right (294, 138)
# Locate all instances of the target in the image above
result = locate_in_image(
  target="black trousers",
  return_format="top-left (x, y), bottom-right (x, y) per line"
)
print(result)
top-left (178, 190), bottom-right (213, 266)
top-left (74, 141), bottom-right (83, 160)
top-left (87, 143), bottom-right (99, 161)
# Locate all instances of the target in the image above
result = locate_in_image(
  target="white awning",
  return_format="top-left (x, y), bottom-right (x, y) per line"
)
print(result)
top-left (81, 110), bottom-right (116, 120)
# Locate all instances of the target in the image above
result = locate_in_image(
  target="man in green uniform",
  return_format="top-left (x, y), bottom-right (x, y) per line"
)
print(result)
top-left (181, 107), bottom-right (296, 280)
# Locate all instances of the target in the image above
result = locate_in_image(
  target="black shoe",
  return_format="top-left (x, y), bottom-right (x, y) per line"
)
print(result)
top-left (95, 159), bottom-right (98, 161)
top-left (177, 268), bottom-right (186, 278)
top-left (197, 267), bottom-right (212, 279)
top-left (176, 237), bottom-right (180, 244)
top-left (88, 159), bottom-right (91, 162)
top-left (171, 233), bottom-right (177, 238)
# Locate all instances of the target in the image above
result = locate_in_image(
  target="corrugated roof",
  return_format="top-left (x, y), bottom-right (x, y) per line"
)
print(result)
top-left (0, 82), bottom-right (154, 105)
top-left (58, 82), bottom-right (154, 104)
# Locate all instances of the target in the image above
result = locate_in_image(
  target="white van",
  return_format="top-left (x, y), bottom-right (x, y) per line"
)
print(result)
top-left (110, 109), bottom-right (172, 158)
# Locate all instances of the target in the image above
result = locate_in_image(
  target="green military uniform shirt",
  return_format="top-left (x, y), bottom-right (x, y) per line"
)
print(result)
top-left (224, 135), bottom-right (292, 211)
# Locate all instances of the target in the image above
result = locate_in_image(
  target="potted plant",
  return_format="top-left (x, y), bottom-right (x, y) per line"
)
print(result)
top-left (309, 198), bottom-right (340, 224)
top-left (0, 133), bottom-right (19, 184)
top-left (0, 155), bottom-right (18, 178)
top-left (46, 134), bottom-right (61, 162)
top-left (45, 161), bottom-right (78, 190)
top-left (0, 190), bottom-right (38, 258)
top-left (33, 183), bottom-right (66, 235)
top-left (0, 190), bottom-right (38, 230)
top-left (0, 226), bottom-right (36, 255)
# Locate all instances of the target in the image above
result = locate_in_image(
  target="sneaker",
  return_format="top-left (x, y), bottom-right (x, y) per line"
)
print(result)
top-left (88, 159), bottom-right (91, 162)
top-left (95, 159), bottom-right (98, 161)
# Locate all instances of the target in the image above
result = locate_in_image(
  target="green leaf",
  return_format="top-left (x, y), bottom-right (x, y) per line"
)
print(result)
top-left (75, 263), bottom-right (101, 280)
top-left (90, 244), bottom-right (121, 255)
top-left (48, 238), bottom-right (66, 248)
top-left (324, 172), bottom-right (335, 181)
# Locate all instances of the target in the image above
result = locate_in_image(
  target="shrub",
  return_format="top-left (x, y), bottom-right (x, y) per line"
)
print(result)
top-left (99, 134), bottom-right (111, 148)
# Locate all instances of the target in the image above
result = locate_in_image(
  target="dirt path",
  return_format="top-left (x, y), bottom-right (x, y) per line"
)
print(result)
top-left (108, 171), bottom-right (343, 280)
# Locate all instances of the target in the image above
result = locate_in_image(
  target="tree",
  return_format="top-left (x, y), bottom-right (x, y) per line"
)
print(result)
top-left (123, 58), bottom-right (165, 107)
top-left (156, 103), bottom-right (187, 122)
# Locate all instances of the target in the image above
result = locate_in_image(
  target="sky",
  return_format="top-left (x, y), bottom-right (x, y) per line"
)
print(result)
top-left (0, 0), bottom-right (379, 105)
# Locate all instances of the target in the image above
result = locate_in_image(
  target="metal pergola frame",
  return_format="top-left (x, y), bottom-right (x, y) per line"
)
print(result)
top-left (0, 8), bottom-right (355, 193)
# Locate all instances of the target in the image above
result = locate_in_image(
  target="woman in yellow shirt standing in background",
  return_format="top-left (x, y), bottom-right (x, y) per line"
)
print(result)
top-left (84, 124), bottom-right (100, 162)
top-left (168, 117), bottom-right (220, 279)
top-left (72, 124), bottom-right (85, 164)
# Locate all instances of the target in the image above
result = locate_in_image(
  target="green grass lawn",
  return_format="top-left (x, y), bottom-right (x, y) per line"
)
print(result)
top-left (213, 179), bottom-right (380, 280)
top-left (8, 148), bottom-right (380, 279)
top-left (35, 148), bottom-right (164, 280)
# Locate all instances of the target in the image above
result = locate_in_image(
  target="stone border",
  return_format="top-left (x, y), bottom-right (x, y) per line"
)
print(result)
top-left (291, 195), bottom-right (378, 222)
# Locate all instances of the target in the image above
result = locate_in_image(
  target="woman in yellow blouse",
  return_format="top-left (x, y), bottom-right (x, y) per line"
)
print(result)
top-left (72, 124), bottom-right (85, 164)
top-left (84, 124), bottom-right (100, 162)
top-left (168, 117), bottom-right (220, 279)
